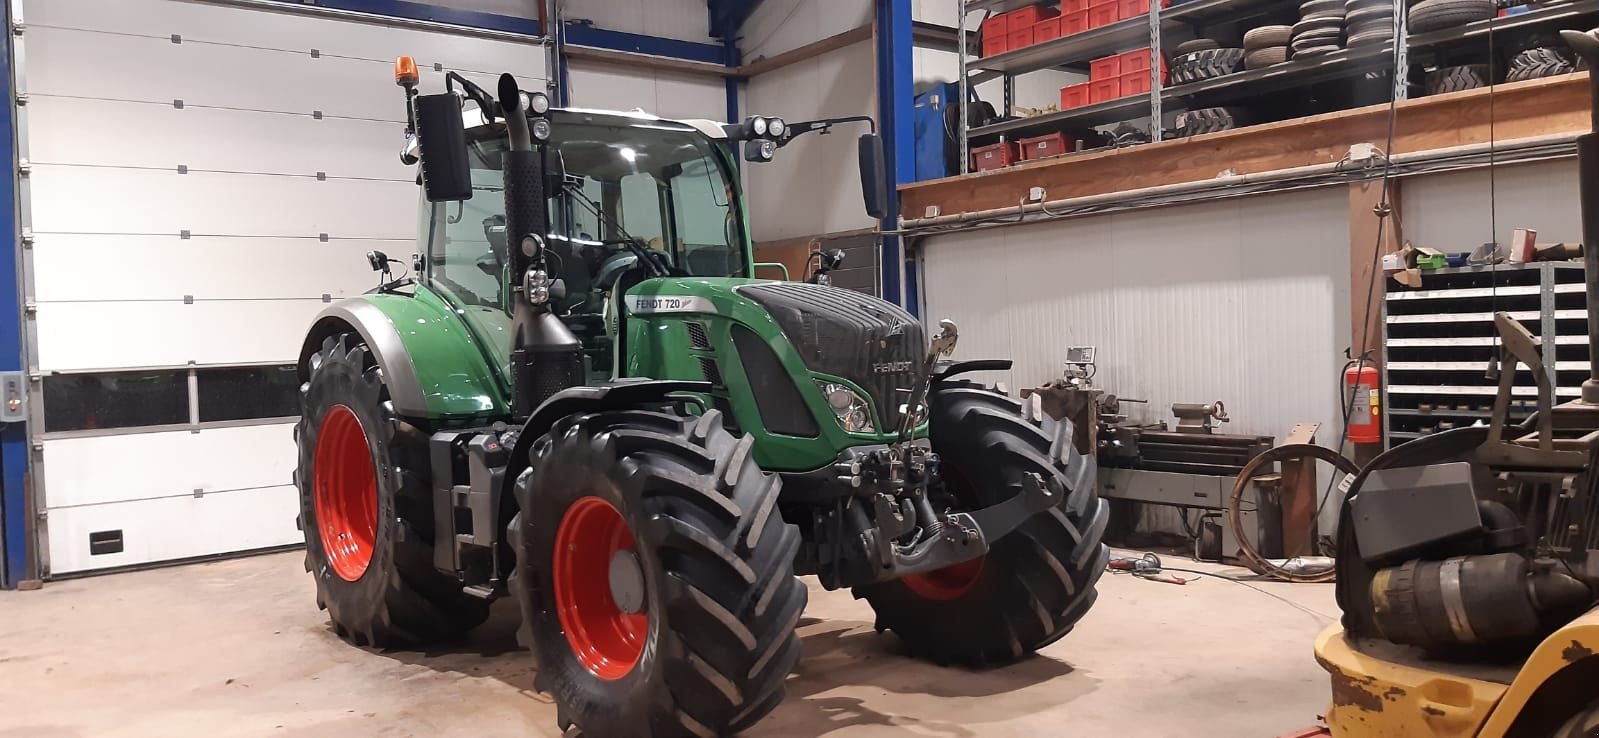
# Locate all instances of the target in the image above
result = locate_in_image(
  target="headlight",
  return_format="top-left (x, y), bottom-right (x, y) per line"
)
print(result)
top-left (769, 117), bottom-right (786, 137)
top-left (528, 91), bottom-right (551, 115)
top-left (817, 381), bottom-right (873, 433)
top-left (752, 116), bottom-right (769, 136)
top-left (531, 117), bottom-right (552, 141)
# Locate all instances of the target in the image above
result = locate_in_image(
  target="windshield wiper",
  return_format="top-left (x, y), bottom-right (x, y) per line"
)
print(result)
top-left (560, 182), bottom-right (670, 279)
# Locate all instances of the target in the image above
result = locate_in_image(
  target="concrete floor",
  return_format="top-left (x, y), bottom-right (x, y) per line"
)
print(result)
top-left (0, 550), bottom-right (1337, 738)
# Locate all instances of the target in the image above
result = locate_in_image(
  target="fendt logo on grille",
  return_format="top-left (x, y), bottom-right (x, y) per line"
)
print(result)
top-left (872, 361), bottom-right (914, 374)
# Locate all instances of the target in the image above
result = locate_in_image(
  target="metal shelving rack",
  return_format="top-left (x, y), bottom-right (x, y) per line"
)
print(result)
top-left (1382, 263), bottom-right (1590, 447)
top-left (955, 0), bottom-right (1599, 173)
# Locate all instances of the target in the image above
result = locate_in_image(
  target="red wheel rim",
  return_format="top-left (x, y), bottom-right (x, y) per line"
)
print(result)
top-left (553, 496), bottom-right (647, 680)
top-left (313, 404), bottom-right (378, 582)
top-left (902, 463), bottom-right (986, 601)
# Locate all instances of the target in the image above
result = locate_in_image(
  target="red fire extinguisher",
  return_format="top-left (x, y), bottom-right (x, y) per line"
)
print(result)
top-left (1344, 361), bottom-right (1381, 444)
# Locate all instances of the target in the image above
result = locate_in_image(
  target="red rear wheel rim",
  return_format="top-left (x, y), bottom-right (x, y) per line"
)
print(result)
top-left (902, 463), bottom-right (986, 601)
top-left (313, 404), bottom-right (378, 582)
top-left (553, 496), bottom-right (647, 680)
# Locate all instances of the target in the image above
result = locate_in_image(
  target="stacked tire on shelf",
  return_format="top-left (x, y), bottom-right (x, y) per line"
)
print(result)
top-left (1344, 0), bottom-right (1395, 46)
top-left (1505, 46), bottom-right (1579, 82)
top-left (1243, 24), bottom-right (1292, 69)
top-left (1170, 37), bottom-right (1250, 137)
top-left (1292, 0), bottom-right (1346, 57)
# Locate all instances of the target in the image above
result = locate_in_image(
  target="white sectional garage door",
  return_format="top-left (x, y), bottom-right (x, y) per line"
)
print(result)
top-left (16, 0), bottom-right (547, 575)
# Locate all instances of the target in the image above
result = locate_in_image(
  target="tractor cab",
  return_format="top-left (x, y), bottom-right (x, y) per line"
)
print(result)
top-left (420, 109), bottom-right (752, 383)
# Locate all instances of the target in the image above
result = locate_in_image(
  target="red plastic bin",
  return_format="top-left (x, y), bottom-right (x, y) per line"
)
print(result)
top-left (1006, 4), bottom-right (1059, 31)
top-left (1062, 10), bottom-right (1090, 35)
top-left (1118, 0), bottom-right (1171, 16)
top-left (1089, 55), bottom-right (1122, 81)
top-left (1087, 2), bottom-right (1120, 29)
top-left (970, 141), bottom-right (1020, 172)
top-left (1088, 77), bottom-right (1122, 103)
top-left (1018, 132), bottom-right (1070, 160)
top-left (1060, 82), bottom-right (1091, 109)
top-left (1007, 27), bottom-right (1034, 51)
top-left (1034, 18), bottom-right (1062, 44)
top-left (982, 16), bottom-right (1009, 56)
top-left (1119, 48), bottom-right (1168, 81)
top-left (1121, 70), bottom-right (1151, 96)
top-left (1062, 0), bottom-right (1091, 12)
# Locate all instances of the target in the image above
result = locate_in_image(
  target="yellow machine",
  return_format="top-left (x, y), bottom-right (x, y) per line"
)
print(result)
top-left (1311, 27), bottom-right (1599, 738)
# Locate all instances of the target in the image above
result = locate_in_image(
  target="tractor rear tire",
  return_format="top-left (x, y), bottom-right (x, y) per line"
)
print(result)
top-left (510, 409), bottom-right (806, 738)
top-left (296, 333), bottom-right (489, 647)
top-left (855, 384), bottom-right (1109, 667)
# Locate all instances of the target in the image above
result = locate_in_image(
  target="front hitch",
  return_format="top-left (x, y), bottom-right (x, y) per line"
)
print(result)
top-left (859, 472), bottom-right (1059, 583)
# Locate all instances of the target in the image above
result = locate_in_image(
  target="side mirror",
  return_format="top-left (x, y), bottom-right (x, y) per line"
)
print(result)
top-left (858, 133), bottom-right (888, 219)
top-left (413, 92), bottom-right (473, 202)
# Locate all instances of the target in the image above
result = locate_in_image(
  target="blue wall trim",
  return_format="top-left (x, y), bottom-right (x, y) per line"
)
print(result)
top-left (255, 0), bottom-right (541, 36)
top-left (1, 0), bottom-right (27, 588)
top-left (723, 38), bottom-right (741, 123)
top-left (875, 0), bottom-right (913, 311)
top-left (563, 23), bottom-right (726, 65)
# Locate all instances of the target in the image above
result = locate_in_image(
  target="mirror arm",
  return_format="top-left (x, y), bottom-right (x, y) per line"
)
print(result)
top-left (776, 115), bottom-right (877, 148)
top-left (445, 71), bottom-right (498, 123)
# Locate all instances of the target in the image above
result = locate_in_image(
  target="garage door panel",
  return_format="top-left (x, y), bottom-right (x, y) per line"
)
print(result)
top-left (33, 234), bottom-right (397, 303)
top-left (36, 299), bottom-right (326, 370)
top-left (45, 485), bottom-right (301, 574)
top-left (29, 165), bottom-right (413, 238)
top-left (30, 0), bottom-right (546, 80)
top-left (41, 423), bottom-right (295, 508)
top-left (28, 95), bottom-right (406, 181)
top-left (29, 28), bottom-right (401, 122)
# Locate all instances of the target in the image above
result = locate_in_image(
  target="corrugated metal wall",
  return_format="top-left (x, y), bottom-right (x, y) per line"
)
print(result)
top-left (1402, 159), bottom-right (1581, 250)
top-left (919, 187), bottom-right (1352, 446)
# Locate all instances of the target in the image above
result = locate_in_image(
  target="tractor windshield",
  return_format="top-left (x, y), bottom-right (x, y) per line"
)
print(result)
top-left (423, 115), bottom-right (749, 314)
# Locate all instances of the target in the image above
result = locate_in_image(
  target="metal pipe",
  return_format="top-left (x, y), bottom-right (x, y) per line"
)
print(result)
top-left (899, 133), bottom-right (1581, 231)
top-left (1561, 29), bottom-right (1599, 403)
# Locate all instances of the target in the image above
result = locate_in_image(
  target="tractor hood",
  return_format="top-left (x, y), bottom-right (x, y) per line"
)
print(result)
top-left (625, 277), bottom-right (928, 435)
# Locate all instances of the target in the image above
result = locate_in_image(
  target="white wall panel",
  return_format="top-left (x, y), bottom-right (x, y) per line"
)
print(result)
top-left (563, 0), bottom-right (715, 43)
top-left (921, 188), bottom-right (1351, 444)
top-left (744, 40), bottom-right (878, 242)
top-left (31, 0), bottom-right (546, 80)
top-left (42, 424), bottom-right (295, 508)
top-left (47, 485), bottom-right (300, 574)
top-left (32, 235), bottom-right (385, 302)
top-left (35, 299), bottom-right (327, 371)
top-left (1401, 159), bottom-right (1581, 251)
top-left (742, 0), bottom-right (873, 59)
top-left (29, 166), bottom-right (414, 239)
top-left (914, 46), bottom-right (1084, 113)
top-left (568, 61), bottom-right (727, 121)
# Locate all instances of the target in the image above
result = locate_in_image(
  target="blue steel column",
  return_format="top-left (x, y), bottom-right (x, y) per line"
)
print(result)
top-left (1, 0), bottom-right (28, 588)
top-left (875, 0), bottom-right (913, 312)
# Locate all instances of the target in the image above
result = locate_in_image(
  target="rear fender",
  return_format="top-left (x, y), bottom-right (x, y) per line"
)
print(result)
top-left (1479, 608), bottom-right (1599, 737)
top-left (299, 290), bottom-right (508, 419)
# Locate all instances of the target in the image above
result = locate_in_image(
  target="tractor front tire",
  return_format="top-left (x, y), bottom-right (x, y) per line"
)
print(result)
top-left (856, 383), bottom-right (1109, 666)
top-left (510, 409), bottom-right (806, 738)
top-left (296, 334), bottom-right (489, 646)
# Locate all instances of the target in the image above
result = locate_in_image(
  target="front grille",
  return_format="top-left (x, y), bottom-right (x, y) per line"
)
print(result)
top-left (685, 321), bottom-right (711, 349)
top-left (740, 283), bottom-right (925, 430)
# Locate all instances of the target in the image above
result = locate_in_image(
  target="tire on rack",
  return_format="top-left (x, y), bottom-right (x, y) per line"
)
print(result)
top-left (1175, 38), bottom-right (1221, 55)
top-left (1245, 46), bottom-right (1290, 69)
top-left (1427, 64), bottom-right (1489, 94)
top-left (1175, 106), bottom-right (1250, 137)
top-left (1407, 0), bottom-right (1495, 32)
top-left (509, 409), bottom-right (806, 738)
top-left (296, 333), bottom-right (490, 647)
top-left (854, 383), bottom-right (1109, 667)
top-left (1178, 47), bottom-right (1246, 83)
top-left (1243, 25), bottom-right (1293, 50)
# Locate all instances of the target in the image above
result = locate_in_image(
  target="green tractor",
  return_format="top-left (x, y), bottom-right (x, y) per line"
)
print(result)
top-left (293, 60), bottom-right (1108, 737)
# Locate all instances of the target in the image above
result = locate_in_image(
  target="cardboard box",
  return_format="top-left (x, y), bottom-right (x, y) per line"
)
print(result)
top-left (1062, 10), bottom-right (1090, 34)
top-left (1019, 132), bottom-right (1070, 160)
top-left (1034, 17), bottom-right (1062, 44)
top-left (971, 141), bottom-right (1020, 171)
top-left (1090, 55), bottom-right (1122, 80)
top-left (1060, 82), bottom-right (1091, 109)
top-left (1089, 77), bottom-right (1123, 103)
top-left (1088, 2), bottom-right (1120, 27)
top-left (1508, 228), bottom-right (1537, 263)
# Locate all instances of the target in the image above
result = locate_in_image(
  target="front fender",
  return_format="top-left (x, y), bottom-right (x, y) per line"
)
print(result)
top-left (299, 287), bottom-right (509, 419)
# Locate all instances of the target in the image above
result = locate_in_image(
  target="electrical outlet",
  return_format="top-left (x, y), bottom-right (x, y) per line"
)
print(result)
top-left (1027, 186), bottom-right (1046, 202)
top-left (1348, 142), bottom-right (1377, 164)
